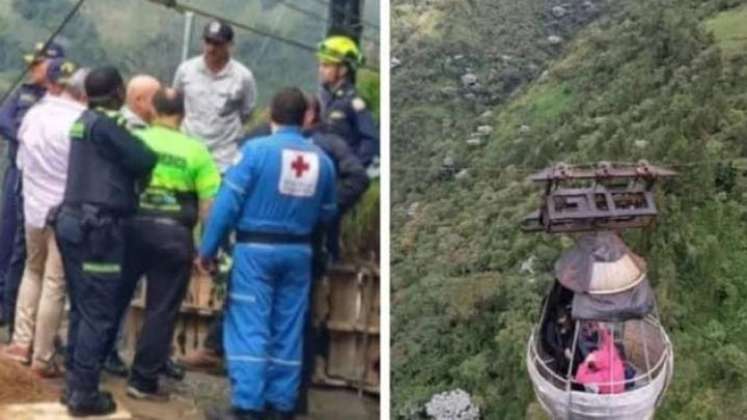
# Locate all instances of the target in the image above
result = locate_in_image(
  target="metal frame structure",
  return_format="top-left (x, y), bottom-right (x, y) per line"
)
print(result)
top-left (521, 161), bottom-right (677, 233)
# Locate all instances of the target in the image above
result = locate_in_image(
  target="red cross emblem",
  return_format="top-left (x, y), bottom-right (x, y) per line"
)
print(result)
top-left (291, 155), bottom-right (310, 178)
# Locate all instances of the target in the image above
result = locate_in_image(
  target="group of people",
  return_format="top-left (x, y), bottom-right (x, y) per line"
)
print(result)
top-left (0, 19), bottom-right (377, 420)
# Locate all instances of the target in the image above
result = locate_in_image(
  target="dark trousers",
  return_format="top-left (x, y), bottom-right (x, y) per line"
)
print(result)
top-left (203, 235), bottom-right (233, 356)
top-left (121, 218), bottom-right (192, 392)
top-left (1, 168), bottom-right (26, 334)
top-left (204, 311), bottom-right (225, 355)
top-left (55, 209), bottom-right (125, 393)
top-left (296, 230), bottom-right (327, 414)
top-left (0, 165), bottom-right (17, 308)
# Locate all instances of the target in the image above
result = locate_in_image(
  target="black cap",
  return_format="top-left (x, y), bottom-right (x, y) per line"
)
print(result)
top-left (85, 66), bottom-right (125, 102)
top-left (203, 20), bottom-right (234, 44)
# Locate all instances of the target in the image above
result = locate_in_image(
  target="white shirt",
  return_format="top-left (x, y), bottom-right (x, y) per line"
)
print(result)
top-left (173, 56), bottom-right (257, 172)
top-left (121, 106), bottom-right (148, 131)
top-left (17, 93), bottom-right (85, 228)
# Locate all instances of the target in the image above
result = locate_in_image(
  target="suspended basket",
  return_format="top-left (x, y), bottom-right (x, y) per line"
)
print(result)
top-left (527, 313), bottom-right (673, 420)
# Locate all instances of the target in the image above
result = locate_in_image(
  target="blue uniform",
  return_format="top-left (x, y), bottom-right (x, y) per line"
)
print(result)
top-left (200, 126), bottom-right (336, 411)
top-left (0, 83), bottom-right (45, 322)
top-left (320, 80), bottom-right (379, 167)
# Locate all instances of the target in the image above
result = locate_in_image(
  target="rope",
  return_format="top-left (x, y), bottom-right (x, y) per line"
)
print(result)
top-left (0, 0), bottom-right (87, 105)
top-left (145, 0), bottom-right (317, 53)
top-left (392, 158), bottom-right (743, 175)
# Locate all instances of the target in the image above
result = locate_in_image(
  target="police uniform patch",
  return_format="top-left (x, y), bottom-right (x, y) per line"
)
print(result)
top-left (329, 110), bottom-right (345, 120)
top-left (19, 93), bottom-right (37, 105)
top-left (352, 97), bottom-right (367, 112)
top-left (278, 149), bottom-right (320, 197)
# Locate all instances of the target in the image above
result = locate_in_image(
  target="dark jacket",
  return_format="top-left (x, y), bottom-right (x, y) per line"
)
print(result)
top-left (319, 80), bottom-right (379, 167)
top-left (0, 84), bottom-right (46, 164)
top-left (64, 109), bottom-right (157, 215)
top-left (311, 130), bottom-right (369, 213)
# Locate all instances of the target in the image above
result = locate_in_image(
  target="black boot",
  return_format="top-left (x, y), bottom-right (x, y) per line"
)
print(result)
top-left (205, 406), bottom-right (265, 420)
top-left (267, 408), bottom-right (295, 420)
top-left (103, 352), bottom-right (128, 377)
top-left (61, 389), bottom-right (112, 406)
top-left (67, 390), bottom-right (116, 417)
top-left (159, 358), bottom-right (186, 381)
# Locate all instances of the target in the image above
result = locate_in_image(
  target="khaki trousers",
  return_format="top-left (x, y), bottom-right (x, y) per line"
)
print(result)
top-left (12, 225), bottom-right (66, 366)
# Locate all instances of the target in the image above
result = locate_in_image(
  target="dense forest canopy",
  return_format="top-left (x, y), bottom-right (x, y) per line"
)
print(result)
top-left (392, 0), bottom-right (747, 418)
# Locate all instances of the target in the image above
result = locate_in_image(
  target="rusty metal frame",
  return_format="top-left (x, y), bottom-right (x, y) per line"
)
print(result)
top-left (521, 161), bottom-right (676, 233)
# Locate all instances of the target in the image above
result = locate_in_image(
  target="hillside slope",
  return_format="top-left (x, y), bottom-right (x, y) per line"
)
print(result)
top-left (392, 0), bottom-right (747, 418)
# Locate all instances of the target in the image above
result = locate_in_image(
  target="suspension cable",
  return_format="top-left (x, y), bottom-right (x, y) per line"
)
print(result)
top-left (145, 0), bottom-right (317, 53)
top-left (144, 0), bottom-right (379, 69)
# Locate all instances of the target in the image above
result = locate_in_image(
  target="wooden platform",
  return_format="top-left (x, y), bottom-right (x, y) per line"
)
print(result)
top-left (312, 263), bottom-right (380, 394)
top-left (124, 261), bottom-right (381, 395)
top-left (0, 401), bottom-right (132, 420)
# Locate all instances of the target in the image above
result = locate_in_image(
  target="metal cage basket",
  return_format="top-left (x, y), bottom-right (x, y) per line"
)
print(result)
top-left (527, 314), bottom-right (673, 420)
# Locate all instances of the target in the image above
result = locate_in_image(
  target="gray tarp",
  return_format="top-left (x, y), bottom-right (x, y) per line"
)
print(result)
top-left (571, 277), bottom-right (655, 321)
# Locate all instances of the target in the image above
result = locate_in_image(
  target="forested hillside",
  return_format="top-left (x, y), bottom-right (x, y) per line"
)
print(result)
top-left (0, 0), bottom-right (380, 104)
top-left (392, 0), bottom-right (747, 418)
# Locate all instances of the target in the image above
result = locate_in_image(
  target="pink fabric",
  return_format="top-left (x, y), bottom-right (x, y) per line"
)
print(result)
top-left (575, 327), bottom-right (625, 394)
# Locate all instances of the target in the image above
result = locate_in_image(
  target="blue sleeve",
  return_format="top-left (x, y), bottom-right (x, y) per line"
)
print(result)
top-left (318, 156), bottom-right (338, 225)
top-left (0, 92), bottom-right (20, 143)
top-left (354, 108), bottom-right (379, 167)
top-left (199, 146), bottom-right (256, 258)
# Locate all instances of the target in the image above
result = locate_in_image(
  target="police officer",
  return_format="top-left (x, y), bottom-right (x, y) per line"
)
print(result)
top-left (305, 95), bottom-right (369, 261)
top-left (201, 88), bottom-right (337, 420)
top-left (121, 88), bottom-right (220, 401)
top-left (317, 35), bottom-right (379, 168)
top-left (54, 66), bottom-right (157, 417)
top-left (0, 42), bottom-right (64, 328)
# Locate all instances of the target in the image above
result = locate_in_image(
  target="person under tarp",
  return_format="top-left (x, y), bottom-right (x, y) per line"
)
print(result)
top-left (539, 231), bottom-right (657, 393)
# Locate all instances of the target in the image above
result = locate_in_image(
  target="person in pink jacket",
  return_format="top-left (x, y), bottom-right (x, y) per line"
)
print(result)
top-left (575, 326), bottom-right (625, 394)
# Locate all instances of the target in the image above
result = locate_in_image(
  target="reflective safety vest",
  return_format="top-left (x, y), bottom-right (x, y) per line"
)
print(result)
top-left (134, 125), bottom-right (221, 227)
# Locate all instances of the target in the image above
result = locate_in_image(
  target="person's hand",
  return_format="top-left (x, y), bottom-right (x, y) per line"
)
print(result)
top-left (193, 255), bottom-right (216, 276)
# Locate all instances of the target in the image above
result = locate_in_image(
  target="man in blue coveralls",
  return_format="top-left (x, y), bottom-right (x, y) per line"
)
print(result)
top-left (0, 42), bottom-right (64, 328)
top-left (200, 87), bottom-right (337, 420)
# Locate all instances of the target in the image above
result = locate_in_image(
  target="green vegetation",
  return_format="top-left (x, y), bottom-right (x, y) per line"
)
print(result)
top-left (705, 4), bottom-right (747, 57)
top-left (392, 0), bottom-right (747, 418)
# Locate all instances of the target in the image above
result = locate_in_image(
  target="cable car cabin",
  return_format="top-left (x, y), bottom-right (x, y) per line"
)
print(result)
top-left (527, 293), bottom-right (673, 420)
top-left (526, 232), bottom-right (673, 419)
